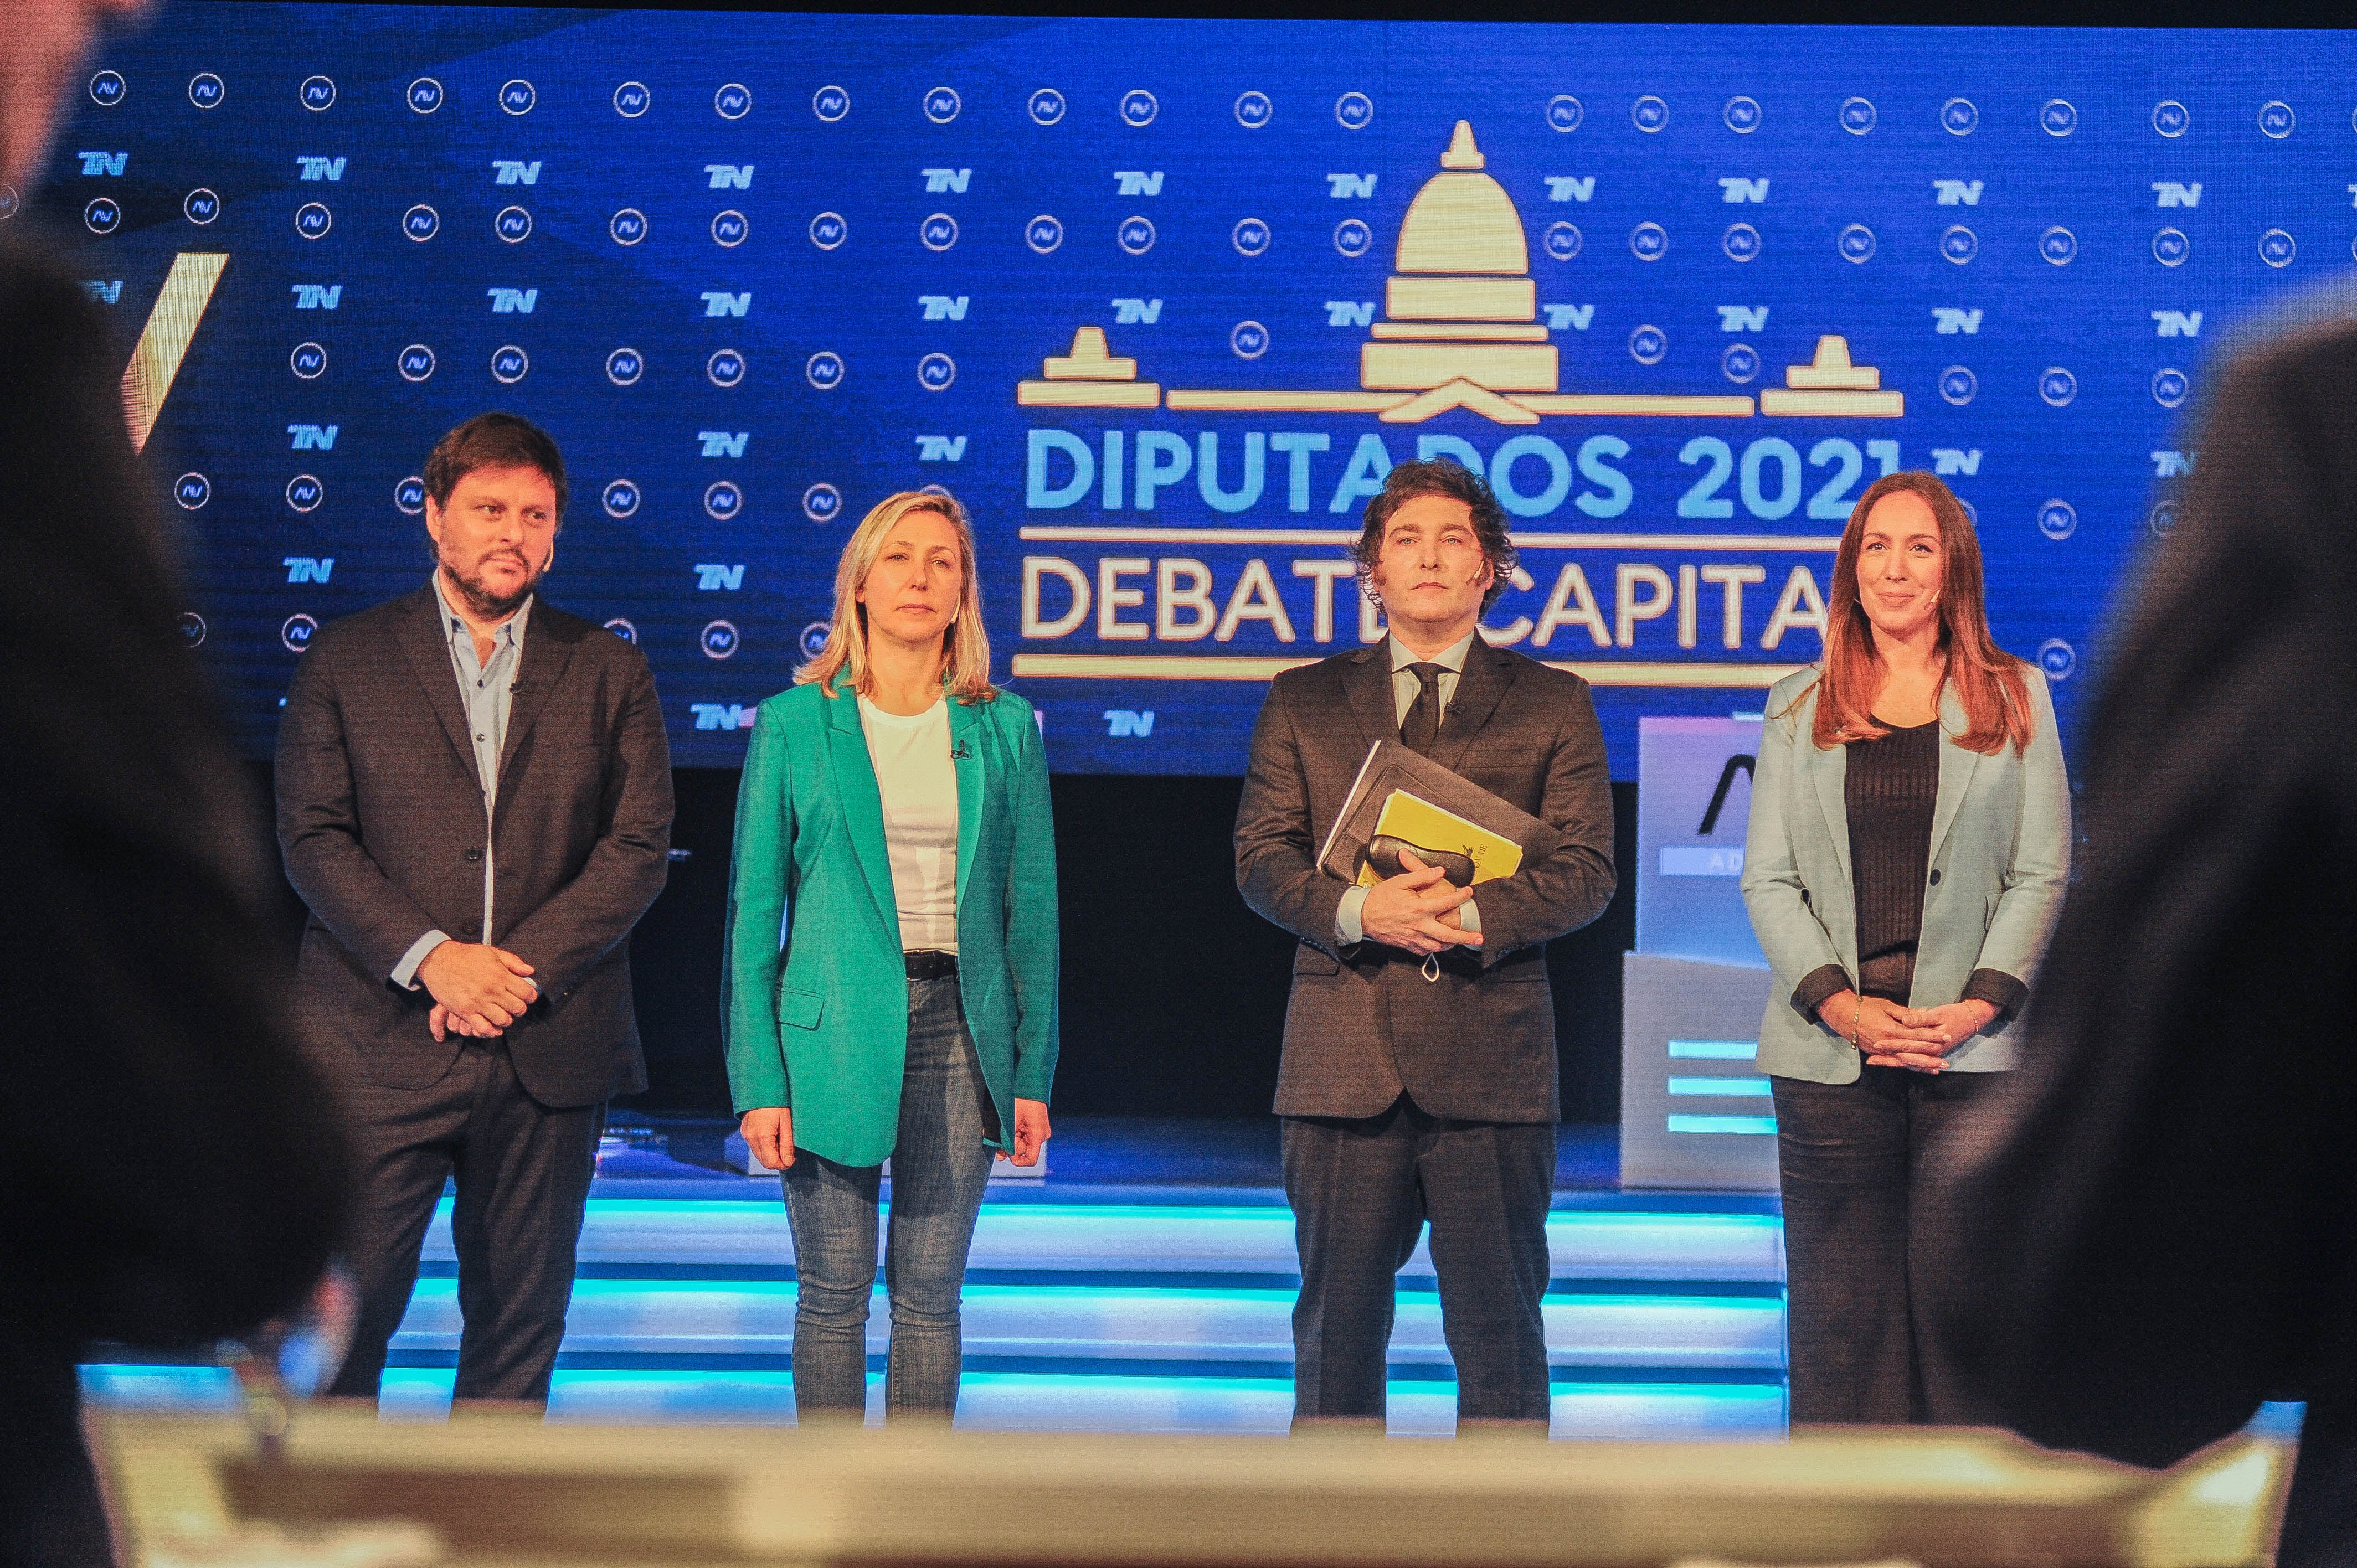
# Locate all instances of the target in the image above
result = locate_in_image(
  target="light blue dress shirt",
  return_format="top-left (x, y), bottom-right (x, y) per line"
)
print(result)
top-left (1335, 630), bottom-right (1483, 946)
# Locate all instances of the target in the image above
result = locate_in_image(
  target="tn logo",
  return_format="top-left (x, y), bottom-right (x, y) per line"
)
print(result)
top-left (689, 703), bottom-right (758, 730)
top-left (77, 151), bottom-right (128, 176)
top-left (692, 564), bottom-right (745, 590)
top-left (1715, 305), bottom-right (1767, 332)
top-left (1113, 171), bottom-right (1165, 197)
top-left (2152, 451), bottom-right (2198, 478)
top-left (706, 163), bottom-right (755, 189)
top-left (487, 287), bottom-right (537, 313)
top-left (697, 431), bottom-right (749, 458)
top-left (702, 291), bottom-right (750, 317)
top-left (1326, 174), bottom-right (1377, 198)
top-left (1544, 177), bottom-right (1594, 202)
top-left (920, 167), bottom-right (971, 193)
top-left (2153, 182), bottom-right (2202, 208)
top-left (492, 159), bottom-right (542, 185)
top-left (2153, 310), bottom-right (2203, 337)
top-left (295, 155), bottom-right (345, 181)
top-left (82, 280), bottom-right (123, 303)
top-left (282, 556), bottom-right (334, 584)
top-left (1932, 307), bottom-right (1983, 334)
top-left (919, 295), bottom-right (970, 321)
top-left (291, 283), bottom-right (342, 310)
top-left (1930, 448), bottom-right (1984, 476)
top-left (287, 424), bottom-right (339, 451)
top-left (1325, 301), bottom-right (1375, 327)
top-left (1717, 177), bottom-right (1768, 203)
top-left (1104, 709), bottom-right (1156, 737)
top-left (1111, 298), bottom-right (1162, 324)
top-left (1933, 179), bottom-right (1984, 206)
top-left (1543, 303), bottom-right (1593, 330)
top-left (915, 436), bottom-right (966, 462)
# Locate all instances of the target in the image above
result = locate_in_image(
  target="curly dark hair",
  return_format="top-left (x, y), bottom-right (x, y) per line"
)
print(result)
top-left (1350, 457), bottom-right (1517, 615)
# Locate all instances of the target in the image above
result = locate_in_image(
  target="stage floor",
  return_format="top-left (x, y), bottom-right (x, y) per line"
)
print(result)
top-left (84, 1117), bottom-right (1790, 1438)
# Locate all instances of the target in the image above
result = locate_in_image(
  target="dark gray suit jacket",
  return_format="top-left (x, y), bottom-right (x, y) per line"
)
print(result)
top-left (1234, 638), bottom-right (1617, 1123)
top-left (276, 584), bottom-right (673, 1108)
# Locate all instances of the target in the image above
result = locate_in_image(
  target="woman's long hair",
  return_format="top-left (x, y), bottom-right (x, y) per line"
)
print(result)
top-left (796, 489), bottom-right (996, 704)
top-left (1803, 471), bottom-right (2034, 755)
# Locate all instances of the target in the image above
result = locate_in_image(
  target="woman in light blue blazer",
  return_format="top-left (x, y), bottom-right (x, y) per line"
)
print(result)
top-left (1741, 471), bottom-right (2069, 1425)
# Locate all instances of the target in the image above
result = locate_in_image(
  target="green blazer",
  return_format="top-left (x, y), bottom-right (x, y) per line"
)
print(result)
top-left (722, 682), bottom-right (1060, 1166)
top-left (1740, 666), bottom-right (2071, 1084)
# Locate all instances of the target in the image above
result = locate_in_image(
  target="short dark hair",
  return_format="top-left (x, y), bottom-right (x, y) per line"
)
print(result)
top-left (1351, 457), bottom-right (1517, 614)
top-left (423, 412), bottom-right (567, 524)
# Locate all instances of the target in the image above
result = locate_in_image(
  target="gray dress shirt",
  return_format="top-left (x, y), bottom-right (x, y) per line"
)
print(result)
top-left (1335, 630), bottom-right (1484, 945)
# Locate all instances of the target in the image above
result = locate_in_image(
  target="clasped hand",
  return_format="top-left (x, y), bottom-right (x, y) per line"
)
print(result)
top-left (1358, 848), bottom-right (1484, 957)
top-left (419, 940), bottom-right (538, 1041)
top-left (1825, 989), bottom-right (1997, 1074)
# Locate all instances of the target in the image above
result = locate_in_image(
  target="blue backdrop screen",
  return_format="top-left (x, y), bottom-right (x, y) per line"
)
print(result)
top-left (33, 9), bottom-right (2340, 771)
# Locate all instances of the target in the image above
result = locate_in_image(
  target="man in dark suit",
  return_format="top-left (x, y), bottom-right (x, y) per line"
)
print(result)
top-left (277, 412), bottom-right (671, 1406)
top-left (1235, 459), bottom-right (1617, 1431)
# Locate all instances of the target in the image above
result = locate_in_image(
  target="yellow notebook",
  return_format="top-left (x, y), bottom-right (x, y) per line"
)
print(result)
top-left (1354, 790), bottom-right (1526, 888)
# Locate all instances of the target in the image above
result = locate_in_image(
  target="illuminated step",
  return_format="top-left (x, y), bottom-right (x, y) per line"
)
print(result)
top-left (389, 1281), bottom-right (1784, 1369)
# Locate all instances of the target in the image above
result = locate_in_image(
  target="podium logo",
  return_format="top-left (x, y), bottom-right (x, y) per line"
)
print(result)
top-left (693, 564), bottom-right (745, 590)
top-left (915, 436), bottom-right (966, 461)
top-left (2152, 310), bottom-right (2202, 337)
top-left (1929, 447), bottom-right (1982, 476)
top-left (1716, 306), bottom-right (1767, 332)
top-left (1112, 298), bottom-right (1162, 324)
top-left (487, 287), bottom-right (537, 313)
top-left (283, 556), bottom-right (334, 584)
top-left (920, 296), bottom-right (970, 321)
top-left (296, 156), bottom-right (344, 181)
top-left (691, 703), bottom-right (759, 730)
top-left (2152, 450), bottom-right (2196, 478)
top-left (1104, 709), bottom-right (1156, 737)
top-left (292, 283), bottom-right (342, 310)
top-left (1717, 178), bottom-right (1768, 203)
top-left (1327, 174), bottom-right (1377, 198)
top-left (2153, 181), bottom-right (2202, 208)
top-left (78, 151), bottom-right (127, 176)
top-left (1545, 177), bottom-right (1594, 202)
top-left (288, 424), bottom-right (339, 451)
top-left (703, 291), bottom-right (751, 317)
top-left (1932, 179), bottom-right (1982, 205)
top-left (1931, 308), bottom-right (1982, 335)
top-left (922, 168), bottom-right (970, 193)
top-left (697, 431), bottom-right (749, 458)
top-left (707, 163), bottom-right (754, 189)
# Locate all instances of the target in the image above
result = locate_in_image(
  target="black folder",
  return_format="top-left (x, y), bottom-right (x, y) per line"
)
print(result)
top-left (1315, 737), bottom-right (1562, 890)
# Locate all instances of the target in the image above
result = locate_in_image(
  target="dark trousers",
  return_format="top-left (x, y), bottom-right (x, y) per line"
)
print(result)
top-left (1282, 1094), bottom-right (1555, 1429)
top-left (328, 1039), bottom-right (604, 1404)
top-left (1771, 1066), bottom-right (2004, 1425)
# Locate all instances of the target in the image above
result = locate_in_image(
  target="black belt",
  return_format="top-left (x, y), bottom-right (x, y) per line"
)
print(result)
top-left (904, 950), bottom-right (958, 981)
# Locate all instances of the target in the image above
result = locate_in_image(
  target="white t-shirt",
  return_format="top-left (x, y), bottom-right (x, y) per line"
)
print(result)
top-left (857, 695), bottom-right (960, 955)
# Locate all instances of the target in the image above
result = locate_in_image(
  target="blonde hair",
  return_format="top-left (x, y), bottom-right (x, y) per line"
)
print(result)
top-left (796, 489), bottom-right (996, 704)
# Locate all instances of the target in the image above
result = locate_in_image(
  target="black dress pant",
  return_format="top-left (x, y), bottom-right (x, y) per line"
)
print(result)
top-left (1771, 1065), bottom-right (2005, 1425)
top-left (1282, 1094), bottom-right (1555, 1429)
top-left (328, 1038), bottom-right (604, 1404)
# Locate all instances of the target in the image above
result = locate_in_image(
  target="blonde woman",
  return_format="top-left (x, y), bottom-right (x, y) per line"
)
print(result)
top-left (722, 491), bottom-right (1058, 1421)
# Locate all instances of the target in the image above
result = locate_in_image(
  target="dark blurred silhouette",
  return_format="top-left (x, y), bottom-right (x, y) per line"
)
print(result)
top-left (1926, 292), bottom-right (2357, 1564)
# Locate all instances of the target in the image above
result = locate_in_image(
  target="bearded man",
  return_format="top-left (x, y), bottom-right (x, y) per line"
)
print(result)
top-left (276, 412), bottom-right (672, 1405)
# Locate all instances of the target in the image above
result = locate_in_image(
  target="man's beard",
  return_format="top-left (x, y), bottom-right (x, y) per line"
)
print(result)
top-left (439, 547), bottom-right (541, 620)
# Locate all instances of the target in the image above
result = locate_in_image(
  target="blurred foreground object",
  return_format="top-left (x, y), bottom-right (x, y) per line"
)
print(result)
top-left (99, 1407), bottom-right (2286, 1568)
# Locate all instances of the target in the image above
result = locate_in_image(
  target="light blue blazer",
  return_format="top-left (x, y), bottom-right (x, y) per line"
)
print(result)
top-left (1740, 666), bottom-right (2071, 1082)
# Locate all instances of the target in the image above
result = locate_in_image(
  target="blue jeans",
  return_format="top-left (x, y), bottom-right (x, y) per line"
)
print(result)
top-left (783, 976), bottom-right (998, 1420)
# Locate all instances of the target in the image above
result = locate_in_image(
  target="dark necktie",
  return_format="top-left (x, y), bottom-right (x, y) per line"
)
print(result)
top-left (1399, 662), bottom-right (1447, 756)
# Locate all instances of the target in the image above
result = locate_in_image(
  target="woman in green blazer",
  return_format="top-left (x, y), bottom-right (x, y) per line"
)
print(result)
top-left (1740, 472), bottom-right (2069, 1426)
top-left (723, 490), bottom-right (1059, 1422)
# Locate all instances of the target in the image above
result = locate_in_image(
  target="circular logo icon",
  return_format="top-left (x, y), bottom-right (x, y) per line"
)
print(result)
top-left (1721, 221), bottom-right (1761, 262)
top-left (1332, 217), bottom-right (1372, 257)
top-left (495, 205), bottom-right (532, 243)
top-left (403, 203), bottom-right (440, 241)
top-left (809, 211), bottom-right (848, 250)
top-left (178, 612), bottom-right (207, 648)
top-left (802, 482), bottom-right (842, 523)
top-left (290, 341), bottom-right (327, 380)
top-left (712, 209), bottom-right (749, 247)
top-left (1030, 87), bottom-right (1067, 126)
top-left (2037, 499), bottom-right (2077, 540)
top-left (500, 79), bottom-right (536, 115)
top-left (2153, 99), bottom-right (2189, 137)
top-left (1545, 94), bottom-right (1584, 133)
top-left (704, 482), bottom-right (744, 521)
top-left (2038, 367), bottom-right (2077, 407)
top-left (1632, 94), bottom-right (1669, 133)
top-left (1229, 216), bottom-right (1270, 257)
top-left (397, 343), bottom-right (436, 381)
top-left (1629, 221), bottom-right (1668, 261)
top-left (183, 188), bottom-right (221, 225)
top-left (189, 73), bottom-right (225, 109)
top-left (407, 76), bottom-right (444, 114)
top-left (84, 197), bottom-right (121, 235)
top-left (2040, 225), bottom-right (2079, 265)
top-left (1721, 343), bottom-right (1761, 383)
top-left (1628, 324), bottom-right (1668, 365)
top-left (491, 345), bottom-right (529, 385)
top-left (2036, 638), bottom-right (2077, 679)
top-left (2259, 100), bottom-right (2294, 138)
top-left (1543, 221), bottom-right (1583, 261)
top-left (716, 82), bottom-right (755, 120)
top-left (806, 85), bottom-right (843, 122)
top-left (2040, 98), bottom-right (2078, 136)
top-left (394, 476), bottom-right (426, 515)
top-left (604, 618), bottom-right (637, 644)
top-left (1838, 96), bottom-right (1877, 135)
top-left (1939, 365), bottom-right (1978, 405)
top-left (0, 185), bottom-right (18, 221)
top-left (2260, 228), bottom-right (2297, 267)
top-left (805, 350), bottom-right (845, 390)
top-left (2153, 367), bottom-right (2190, 408)
top-left (1940, 224), bottom-right (1980, 264)
top-left (295, 202), bottom-right (332, 239)
top-left (800, 621), bottom-right (831, 659)
top-left (1118, 215), bottom-right (1157, 255)
top-left (2153, 226), bottom-right (2190, 266)
top-left (1958, 498), bottom-right (1979, 527)
top-left (924, 85), bottom-right (961, 123)
top-left (608, 207), bottom-right (647, 246)
top-left (174, 472), bottom-right (210, 510)
top-left (1230, 319), bottom-right (1269, 359)
top-left (1723, 95), bottom-right (1762, 133)
top-left (1838, 223), bottom-right (1877, 263)
top-left (1121, 90), bottom-right (1159, 128)
top-left (1335, 91), bottom-right (1374, 130)
top-left (1029, 214), bottom-right (1067, 253)
top-left (708, 348), bottom-right (747, 387)
top-left (601, 478), bottom-right (641, 519)
top-left (300, 74), bottom-right (336, 111)
top-left (918, 352), bottom-right (956, 390)
top-left (1941, 96), bottom-right (1979, 135)
top-left (282, 614), bottom-right (320, 654)
top-left (89, 70), bottom-right (127, 107)
top-left (286, 474), bottom-right (325, 513)
top-left (701, 620), bottom-right (739, 660)
top-left (614, 80), bottom-right (650, 117)
top-left (2150, 500), bottom-right (2181, 538)
top-left (1234, 90), bottom-right (1272, 128)
top-left (604, 346), bottom-right (644, 385)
